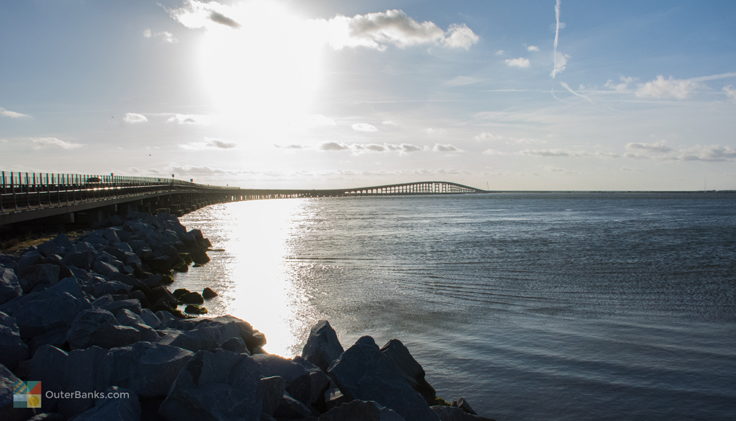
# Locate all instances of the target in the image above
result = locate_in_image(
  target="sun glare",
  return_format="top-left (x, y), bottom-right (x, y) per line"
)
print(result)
top-left (199, 1), bottom-right (324, 128)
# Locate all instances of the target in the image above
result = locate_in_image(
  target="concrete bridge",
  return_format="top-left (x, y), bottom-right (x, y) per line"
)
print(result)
top-left (0, 171), bottom-right (485, 227)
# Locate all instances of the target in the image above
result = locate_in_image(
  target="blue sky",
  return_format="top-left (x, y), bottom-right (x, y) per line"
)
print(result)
top-left (1, 0), bottom-right (735, 190)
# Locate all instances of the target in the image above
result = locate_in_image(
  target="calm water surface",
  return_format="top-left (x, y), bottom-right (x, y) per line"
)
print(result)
top-left (177, 192), bottom-right (736, 420)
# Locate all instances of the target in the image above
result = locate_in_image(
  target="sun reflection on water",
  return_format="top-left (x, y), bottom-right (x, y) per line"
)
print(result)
top-left (177, 199), bottom-right (315, 356)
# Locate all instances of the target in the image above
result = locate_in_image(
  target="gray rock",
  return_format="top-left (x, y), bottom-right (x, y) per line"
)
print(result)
top-left (16, 249), bottom-right (42, 276)
top-left (165, 315), bottom-right (266, 354)
top-left (303, 320), bottom-right (344, 371)
top-left (62, 251), bottom-right (96, 270)
top-left (328, 336), bottom-right (439, 421)
top-left (430, 406), bottom-right (496, 421)
top-left (159, 349), bottom-right (263, 421)
top-left (221, 336), bottom-right (246, 353)
top-left (260, 376), bottom-right (286, 416)
top-left (107, 342), bottom-right (194, 397)
top-left (19, 263), bottom-right (60, 292)
top-left (0, 311), bottom-right (29, 369)
top-left (93, 261), bottom-right (120, 278)
top-left (275, 393), bottom-right (314, 419)
top-left (453, 398), bottom-right (477, 415)
top-left (71, 387), bottom-right (140, 421)
top-left (37, 234), bottom-right (73, 257)
top-left (139, 308), bottom-right (161, 329)
top-left (202, 287), bottom-right (217, 299)
top-left (0, 266), bottom-right (22, 304)
top-left (319, 400), bottom-right (406, 421)
top-left (66, 308), bottom-right (144, 349)
top-left (0, 276), bottom-right (91, 339)
top-left (253, 354), bottom-right (308, 383)
top-left (98, 298), bottom-right (142, 315)
top-left (380, 339), bottom-right (436, 404)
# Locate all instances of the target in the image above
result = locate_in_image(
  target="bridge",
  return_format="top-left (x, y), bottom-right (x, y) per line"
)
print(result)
top-left (0, 171), bottom-right (485, 226)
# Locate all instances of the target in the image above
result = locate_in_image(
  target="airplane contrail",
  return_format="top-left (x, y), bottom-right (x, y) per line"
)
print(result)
top-left (552, 0), bottom-right (562, 78)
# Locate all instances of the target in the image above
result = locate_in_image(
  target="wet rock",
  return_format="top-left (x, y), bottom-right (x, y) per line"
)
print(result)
top-left (319, 400), bottom-right (406, 421)
top-left (260, 376), bottom-right (286, 416)
top-left (179, 291), bottom-right (204, 305)
top-left (380, 339), bottom-right (436, 404)
top-left (0, 266), bottom-right (22, 305)
top-left (184, 304), bottom-right (207, 315)
top-left (0, 277), bottom-right (90, 340)
top-left (328, 336), bottom-right (439, 421)
top-left (302, 320), bottom-right (344, 371)
top-left (202, 287), bottom-right (217, 299)
top-left (72, 387), bottom-right (140, 421)
top-left (430, 406), bottom-right (496, 421)
top-left (159, 350), bottom-right (263, 421)
top-left (0, 311), bottom-right (29, 369)
top-left (453, 398), bottom-right (477, 415)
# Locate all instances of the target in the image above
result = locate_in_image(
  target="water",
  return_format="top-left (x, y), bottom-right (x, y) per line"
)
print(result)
top-left (176, 192), bottom-right (736, 420)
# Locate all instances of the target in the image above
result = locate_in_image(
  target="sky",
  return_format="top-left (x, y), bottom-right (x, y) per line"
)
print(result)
top-left (1, 0), bottom-right (736, 190)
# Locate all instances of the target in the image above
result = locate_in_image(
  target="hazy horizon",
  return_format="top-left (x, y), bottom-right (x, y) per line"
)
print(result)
top-left (2, 0), bottom-right (736, 191)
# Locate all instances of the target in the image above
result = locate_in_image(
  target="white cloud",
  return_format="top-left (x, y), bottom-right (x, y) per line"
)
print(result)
top-left (180, 137), bottom-right (237, 150)
top-left (495, 49), bottom-right (505, 56)
top-left (31, 137), bottom-right (82, 150)
top-left (0, 107), bottom-right (30, 119)
top-left (319, 141), bottom-right (423, 153)
top-left (320, 142), bottom-right (350, 151)
top-left (352, 123), bottom-right (378, 133)
top-left (505, 57), bottom-right (530, 68)
top-left (679, 145), bottom-right (736, 161)
top-left (123, 112), bottom-right (148, 124)
top-left (143, 28), bottom-right (177, 43)
top-left (527, 45), bottom-right (540, 52)
top-left (446, 75), bottom-right (483, 87)
top-left (382, 120), bottom-right (398, 126)
top-left (551, 51), bottom-right (569, 77)
top-left (625, 140), bottom-right (672, 154)
top-left (304, 114), bottom-right (336, 128)
top-left (168, 0), bottom-right (240, 29)
top-left (723, 85), bottom-right (736, 101)
top-left (442, 24), bottom-right (480, 49)
top-left (433, 144), bottom-right (461, 152)
top-left (604, 76), bottom-right (635, 93)
top-left (635, 75), bottom-right (698, 100)
top-left (474, 132), bottom-right (544, 144)
top-left (167, 113), bottom-right (212, 125)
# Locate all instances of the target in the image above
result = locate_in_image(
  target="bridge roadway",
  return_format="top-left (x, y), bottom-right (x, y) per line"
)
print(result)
top-left (0, 171), bottom-right (485, 226)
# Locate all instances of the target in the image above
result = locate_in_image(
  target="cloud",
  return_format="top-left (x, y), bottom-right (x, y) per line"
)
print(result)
top-left (0, 107), bottom-right (30, 119)
top-left (123, 112), bottom-right (148, 124)
top-left (495, 49), bottom-right (505, 56)
top-left (433, 144), bottom-right (461, 152)
top-left (274, 144), bottom-right (306, 150)
top-left (551, 51), bottom-right (569, 77)
top-left (382, 120), bottom-right (398, 126)
top-left (325, 9), bottom-right (478, 50)
top-left (527, 45), bottom-right (540, 52)
top-left (446, 76), bottom-right (483, 87)
top-left (679, 145), bottom-right (736, 161)
top-left (475, 132), bottom-right (544, 144)
top-left (352, 122), bottom-right (378, 132)
top-left (320, 142), bottom-right (350, 151)
top-left (168, 0), bottom-right (240, 29)
top-left (559, 81), bottom-right (593, 103)
top-left (625, 140), bottom-right (672, 154)
top-left (143, 28), bottom-right (177, 43)
top-left (167, 113), bottom-right (212, 125)
top-left (551, 0), bottom-right (568, 78)
top-left (635, 75), bottom-right (698, 99)
top-left (604, 76), bottom-right (635, 93)
top-left (505, 57), bottom-right (530, 68)
top-left (180, 137), bottom-right (237, 150)
top-left (31, 137), bottom-right (83, 150)
top-left (521, 148), bottom-right (612, 158)
top-left (305, 114), bottom-right (336, 128)
top-left (442, 24), bottom-right (480, 49)
top-left (724, 85), bottom-right (736, 101)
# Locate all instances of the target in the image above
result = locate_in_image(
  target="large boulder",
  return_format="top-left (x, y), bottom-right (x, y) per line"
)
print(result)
top-left (37, 234), bottom-right (73, 257)
top-left (0, 311), bottom-right (29, 369)
top-left (18, 263), bottom-right (60, 292)
top-left (302, 320), bottom-right (344, 371)
top-left (0, 277), bottom-right (90, 340)
top-left (66, 308), bottom-right (146, 349)
top-left (328, 336), bottom-right (439, 421)
top-left (164, 315), bottom-right (266, 354)
top-left (319, 400), bottom-right (406, 421)
top-left (159, 350), bottom-right (263, 421)
top-left (380, 339), bottom-right (436, 404)
top-left (0, 266), bottom-right (22, 305)
top-left (71, 387), bottom-right (140, 421)
top-left (430, 406), bottom-right (496, 421)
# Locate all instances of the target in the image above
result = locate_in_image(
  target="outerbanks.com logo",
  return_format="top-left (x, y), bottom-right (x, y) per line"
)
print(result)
top-left (12, 380), bottom-right (130, 409)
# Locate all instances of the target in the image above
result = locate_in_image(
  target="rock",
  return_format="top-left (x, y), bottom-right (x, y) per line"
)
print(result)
top-left (254, 354), bottom-right (308, 383)
top-left (107, 342), bottom-right (194, 397)
top-left (98, 298), bottom-right (142, 315)
top-left (0, 311), bottom-right (29, 369)
top-left (62, 250), bottom-right (96, 270)
top-left (302, 320), bottom-right (344, 371)
top-left (380, 339), bottom-right (436, 404)
top-left (221, 337), bottom-right (246, 353)
top-left (0, 266), bottom-right (22, 305)
top-left (37, 234), bottom-right (73, 257)
top-left (453, 398), bottom-right (477, 415)
top-left (66, 308), bottom-right (146, 349)
top-left (165, 315), bottom-right (266, 354)
top-left (202, 287), bottom-right (218, 299)
top-left (16, 249), bottom-right (42, 276)
top-left (179, 291), bottom-right (204, 305)
top-left (93, 261), bottom-right (120, 278)
top-left (260, 376), bottom-right (286, 416)
top-left (27, 413), bottom-right (66, 421)
top-left (159, 350), bottom-right (263, 421)
top-left (115, 309), bottom-right (160, 340)
top-left (184, 304), bottom-right (207, 315)
top-left (323, 386), bottom-right (349, 410)
top-left (430, 406), bottom-right (496, 421)
top-left (275, 393), bottom-right (314, 419)
top-left (71, 387), bottom-right (140, 421)
top-left (139, 308), bottom-right (161, 329)
top-left (19, 263), bottom-right (61, 292)
top-left (0, 276), bottom-right (91, 340)
top-left (1, 363), bottom-right (32, 421)
top-left (328, 336), bottom-right (439, 421)
top-left (319, 400), bottom-right (406, 421)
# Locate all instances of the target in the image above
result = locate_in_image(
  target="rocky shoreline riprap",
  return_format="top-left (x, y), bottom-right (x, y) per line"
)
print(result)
top-left (0, 212), bottom-right (495, 421)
